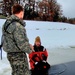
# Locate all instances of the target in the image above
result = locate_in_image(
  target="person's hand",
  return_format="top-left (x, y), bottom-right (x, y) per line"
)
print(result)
top-left (30, 44), bottom-right (34, 51)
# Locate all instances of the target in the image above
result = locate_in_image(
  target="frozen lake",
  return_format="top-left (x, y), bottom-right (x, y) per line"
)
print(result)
top-left (0, 19), bottom-right (75, 75)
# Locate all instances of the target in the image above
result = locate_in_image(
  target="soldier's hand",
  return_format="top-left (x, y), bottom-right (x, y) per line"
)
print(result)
top-left (30, 44), bottom-right (34, 51)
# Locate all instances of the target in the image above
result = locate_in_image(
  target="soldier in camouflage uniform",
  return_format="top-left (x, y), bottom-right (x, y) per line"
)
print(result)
top-left (2, 4), bottom-right (32, 75)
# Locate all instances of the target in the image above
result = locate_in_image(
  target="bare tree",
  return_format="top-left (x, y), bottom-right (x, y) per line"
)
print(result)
top-left (2, 0), bottom-right (62, 21)
top-left (38, 0), bottom-right (62, 21)
top-left (2, 0), bottom-right (18, 16)
top-left (38, 0), bottom-right (49, 20)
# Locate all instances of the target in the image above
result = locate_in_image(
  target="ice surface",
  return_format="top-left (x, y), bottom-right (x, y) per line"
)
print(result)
top-left (0, 19), bottom-right (75, 75)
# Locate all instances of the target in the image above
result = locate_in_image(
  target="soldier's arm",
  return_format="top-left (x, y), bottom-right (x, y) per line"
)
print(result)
top-left (13, 22), bottom-right (32, 54)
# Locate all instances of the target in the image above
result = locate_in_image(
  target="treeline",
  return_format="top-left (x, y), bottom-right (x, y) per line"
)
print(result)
top-left (0, 0), bottom-right (75, 24)
top-left (58, 16), bottom-right (75, 24)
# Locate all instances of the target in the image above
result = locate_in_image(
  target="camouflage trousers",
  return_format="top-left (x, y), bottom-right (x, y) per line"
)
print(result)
top-left (7, 52), bottom-right (31, 75)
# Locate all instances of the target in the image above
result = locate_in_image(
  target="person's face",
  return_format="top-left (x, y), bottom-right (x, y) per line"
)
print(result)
top-left (18, 11), bottom-right (24, 19)
top-left (35, 42), bottom-right (41, 47)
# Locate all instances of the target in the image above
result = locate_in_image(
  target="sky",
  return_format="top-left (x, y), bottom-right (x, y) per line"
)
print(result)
top-left (57, 0), bottom-right (75, 18)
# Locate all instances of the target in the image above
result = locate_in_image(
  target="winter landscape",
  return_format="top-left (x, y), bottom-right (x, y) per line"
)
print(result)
top-left (0, 19), bottom-right (75, 75)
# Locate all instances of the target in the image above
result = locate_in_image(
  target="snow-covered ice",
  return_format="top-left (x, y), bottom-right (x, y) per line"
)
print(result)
top-left (0, 19), bottom-right (75, 75)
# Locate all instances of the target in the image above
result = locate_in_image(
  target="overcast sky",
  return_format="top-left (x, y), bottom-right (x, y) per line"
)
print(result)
top-left (57, 0), bottom-right (75, 18)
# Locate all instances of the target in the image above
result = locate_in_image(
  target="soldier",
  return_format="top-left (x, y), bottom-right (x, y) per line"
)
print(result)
top-left (2, 4), bottom-right (33, 75)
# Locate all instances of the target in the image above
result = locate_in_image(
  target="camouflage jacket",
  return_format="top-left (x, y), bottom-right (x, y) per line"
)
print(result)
top-left (2, 15), bottom-right (32, 54)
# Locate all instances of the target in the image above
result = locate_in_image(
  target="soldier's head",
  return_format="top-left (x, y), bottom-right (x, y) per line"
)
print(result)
top-left (12, 4), bottom-right (24, 19)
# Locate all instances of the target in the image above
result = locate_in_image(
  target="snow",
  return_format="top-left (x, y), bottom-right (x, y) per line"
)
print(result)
top-left (0, 19), bottom-right (75, 75)
top-left (25, 20), bottom-right (75, 48)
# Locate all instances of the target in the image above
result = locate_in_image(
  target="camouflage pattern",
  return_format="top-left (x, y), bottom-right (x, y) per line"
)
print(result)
top-left (2, 15), bottom-right (32, 54)
top-left (7, 52), bottom-right (31, 75)
top-left (2, 15), bottom-right (32, 75)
